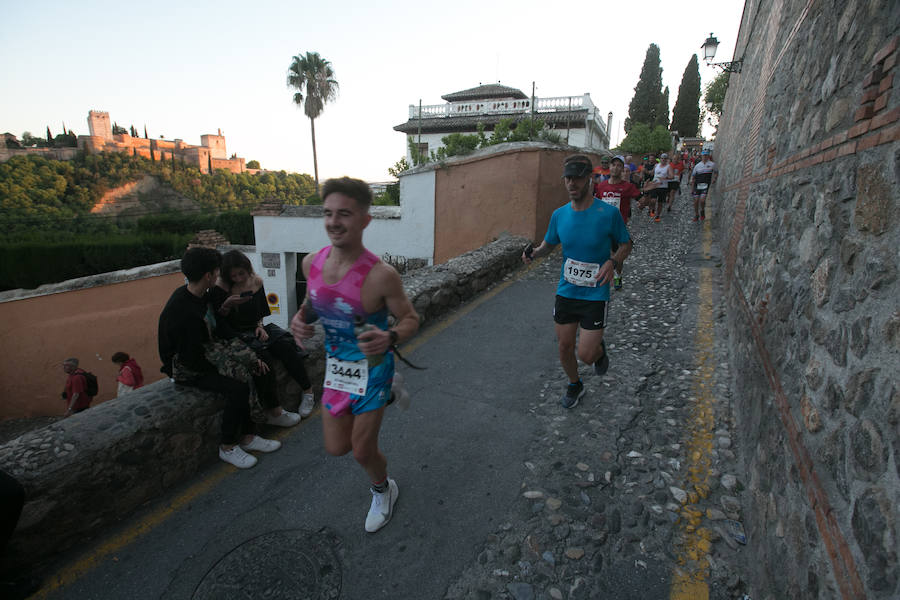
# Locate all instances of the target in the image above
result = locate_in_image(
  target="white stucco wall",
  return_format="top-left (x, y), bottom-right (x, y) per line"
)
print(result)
top-left (251, 169), bottom-right (436, 327)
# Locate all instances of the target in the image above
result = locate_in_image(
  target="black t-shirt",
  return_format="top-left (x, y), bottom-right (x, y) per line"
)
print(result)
top-left (208, 284), bottom-right (271, 333)
top-left (158, 285), bottom-right (215, 377)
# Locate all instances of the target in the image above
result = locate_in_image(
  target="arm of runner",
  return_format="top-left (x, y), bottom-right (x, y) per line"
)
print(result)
top-left (522, 239), bottom-right (555, 264)
top-left (290, 253), bottom-right (317, 342)
top-left (357, 263), bottom-right (420, 356)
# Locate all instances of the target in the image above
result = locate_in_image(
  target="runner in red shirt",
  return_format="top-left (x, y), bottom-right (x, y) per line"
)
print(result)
top-left (594, 155), bottom-right (640, 290)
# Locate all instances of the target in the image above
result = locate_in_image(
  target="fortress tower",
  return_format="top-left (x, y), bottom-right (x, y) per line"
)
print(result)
top-left (87, 110), bottom-right (112, 141)
top-left (200, 128), bottom-right (226, 159)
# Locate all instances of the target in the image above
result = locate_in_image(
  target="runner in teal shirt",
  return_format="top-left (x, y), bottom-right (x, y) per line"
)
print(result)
top-left (523, 154), bottom-right (634, 409)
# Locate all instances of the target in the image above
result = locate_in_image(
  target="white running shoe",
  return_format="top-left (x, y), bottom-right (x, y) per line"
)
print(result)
top-left (240, 435), bottom-right (282, 453)
top-left (299, 392), bottom-right (315, 418)
top-left (391, 373), bottom-right (410, 410)
top-left (266, 410), bottom-right (301, 427)
top-left (219, 445), bottom-right (257, 469)
top-left (365, 478), bottom-right (399, 533)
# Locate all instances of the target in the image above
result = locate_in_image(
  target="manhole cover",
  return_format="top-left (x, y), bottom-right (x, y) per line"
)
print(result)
top-left (193, 528), bottom-right (342, 599)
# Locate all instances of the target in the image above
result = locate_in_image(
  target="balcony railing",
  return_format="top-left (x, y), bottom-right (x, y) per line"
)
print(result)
top-left (407, 94), bottom-right (607, 138)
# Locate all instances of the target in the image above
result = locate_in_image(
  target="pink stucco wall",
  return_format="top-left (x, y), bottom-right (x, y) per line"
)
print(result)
top-left (0, 273), bottom-right (184, 420)
top-left (433, 146), bottom-right (605, 264)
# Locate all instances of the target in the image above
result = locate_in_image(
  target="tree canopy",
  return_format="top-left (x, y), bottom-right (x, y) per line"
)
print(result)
top-left (287, 51), bottom-right (339, 192)
top-left (0, 152), bottom-right (316, 236)
top-left (625, 44), bottom-right (667, 133)
top-left (704, 71), bottom-right (730, 119)
top-left (616, 122), bottom-right (672, 156)
top-left (671, 55), bottom-right (701, 137)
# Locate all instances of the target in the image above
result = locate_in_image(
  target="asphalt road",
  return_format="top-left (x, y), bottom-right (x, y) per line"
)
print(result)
top-left (35, 274), bottom-right (564, 600)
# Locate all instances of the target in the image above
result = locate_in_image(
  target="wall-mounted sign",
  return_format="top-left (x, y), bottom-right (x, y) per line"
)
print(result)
top-left (261, 253), bottom-right (281, 269)
top-left (267, 292), bottom-right (280, 314)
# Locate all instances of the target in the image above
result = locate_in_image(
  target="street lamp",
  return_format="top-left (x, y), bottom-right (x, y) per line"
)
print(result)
top-left (701, 33), bottom-right (743, 73)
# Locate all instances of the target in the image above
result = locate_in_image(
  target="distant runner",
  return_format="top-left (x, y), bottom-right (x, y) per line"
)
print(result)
top-left (290, 177), bottom-right (420, 533)
top-left (594, 155), bottom-right (640, 290)
top-left (690, 149), bottom-right (718, 221)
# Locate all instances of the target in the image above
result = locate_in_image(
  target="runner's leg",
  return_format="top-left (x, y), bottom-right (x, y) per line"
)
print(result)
top-left (350, 408), bottom-right (388, 484)
top-left (321, 409), bottom-right (354, 456)
top-left (555, 322), bottom-right (580, 383)
top-left (577, 327), bottom-right (606, 365)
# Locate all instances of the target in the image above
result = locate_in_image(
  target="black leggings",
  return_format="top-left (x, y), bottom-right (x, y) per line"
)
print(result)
top-left (260, 335), bottom-right (312, 390)
top-left (183, 373), bottom-right (254, 445)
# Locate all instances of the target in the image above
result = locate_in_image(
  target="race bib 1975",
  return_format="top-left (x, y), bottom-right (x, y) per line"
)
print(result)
top-left (564, 258), bottom-right (599, 287)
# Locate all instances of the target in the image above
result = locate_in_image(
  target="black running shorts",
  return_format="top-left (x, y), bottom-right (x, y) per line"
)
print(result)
top-left (553, 295), bottom-right (608, 330)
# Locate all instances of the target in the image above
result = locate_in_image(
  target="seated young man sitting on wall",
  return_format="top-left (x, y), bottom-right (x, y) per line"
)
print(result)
top-left (158, 247), bottom-right (287, 469)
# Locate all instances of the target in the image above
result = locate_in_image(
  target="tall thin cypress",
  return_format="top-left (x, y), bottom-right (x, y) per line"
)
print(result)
top-left (625, 44), bottom-right (664, 133)
top-left (671, 54), bottom-right (701, 137)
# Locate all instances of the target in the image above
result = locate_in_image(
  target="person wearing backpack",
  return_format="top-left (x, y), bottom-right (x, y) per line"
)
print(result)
top-left (111, 352), bottom-right (144, 395)
top-left (62, 358), bottom-right (97, 416)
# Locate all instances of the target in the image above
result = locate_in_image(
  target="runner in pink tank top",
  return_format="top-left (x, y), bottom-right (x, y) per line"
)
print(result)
top-left (307, 245), bottom-right (393, 417)
top-left (290, 177), bottom-right (420, 533)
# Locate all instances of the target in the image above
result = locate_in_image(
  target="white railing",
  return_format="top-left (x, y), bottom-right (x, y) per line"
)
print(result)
top-left (408, 95), bottom-right (596, 118)
top-left (406, 94), bottom-right (607, 141)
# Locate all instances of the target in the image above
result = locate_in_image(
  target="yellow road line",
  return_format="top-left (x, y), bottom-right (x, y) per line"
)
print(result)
top-left (31, 255), bottom-right (540, 599)
top-left (671, 224), bottom-right (716, 600)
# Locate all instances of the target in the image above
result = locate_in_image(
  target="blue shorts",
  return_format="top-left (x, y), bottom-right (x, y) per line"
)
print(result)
top-left (322, 352), bottom-right (394, 417)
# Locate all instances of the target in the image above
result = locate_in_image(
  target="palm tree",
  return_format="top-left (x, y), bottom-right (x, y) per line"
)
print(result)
top-left (287, 51), bottom-right (339, 194)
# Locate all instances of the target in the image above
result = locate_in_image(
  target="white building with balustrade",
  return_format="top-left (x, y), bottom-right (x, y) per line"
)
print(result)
top-left (394, 83), bottom-right (611, 161)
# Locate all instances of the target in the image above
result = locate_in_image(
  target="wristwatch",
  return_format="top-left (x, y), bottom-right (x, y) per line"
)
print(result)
top-left (388, 329), bottom-right (399, 346)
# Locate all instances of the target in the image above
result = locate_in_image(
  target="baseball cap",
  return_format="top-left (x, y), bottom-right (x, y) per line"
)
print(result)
top-left (562, 155), bottom-right (593, 177)
top-left (701, 149), bottom-right (711, 155)
top-left (611, 155), bottom-right (625, 165)
top-left (599, 155), bottom-right (611, 163)
top-left (660, 153), bottom-right (669, 158)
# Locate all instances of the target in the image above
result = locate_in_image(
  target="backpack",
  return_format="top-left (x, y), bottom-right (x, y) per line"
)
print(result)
top-left (82, 371), bottom-right (99, 396)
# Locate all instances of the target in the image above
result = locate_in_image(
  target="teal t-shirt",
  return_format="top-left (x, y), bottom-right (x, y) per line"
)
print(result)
top-left (544, 198), bottom-right (631, 301)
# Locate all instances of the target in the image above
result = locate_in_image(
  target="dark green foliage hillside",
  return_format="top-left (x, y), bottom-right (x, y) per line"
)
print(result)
top-left (0, 151), bottom-right (313, 289)
top-left (0, 152), bottom-right (316, 234)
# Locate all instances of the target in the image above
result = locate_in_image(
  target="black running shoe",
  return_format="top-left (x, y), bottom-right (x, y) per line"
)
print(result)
top-left (594, 340), bottom-right (610, 375)
top-left (561, 380), bottom-right (585, 409)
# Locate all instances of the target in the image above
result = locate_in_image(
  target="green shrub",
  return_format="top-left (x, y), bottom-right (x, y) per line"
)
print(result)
top-left (0, 233), bottom-right (191, 291)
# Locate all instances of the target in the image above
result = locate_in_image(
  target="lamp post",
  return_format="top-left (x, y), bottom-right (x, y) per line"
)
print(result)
top-left (701, 33), bottom-right (743, 73)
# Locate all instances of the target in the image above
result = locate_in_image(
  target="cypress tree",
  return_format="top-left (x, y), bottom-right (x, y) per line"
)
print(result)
top-left (625, 44), bottom-right (663, 133)
top-left (656, 86), bottom-right (670, 129)
top-left (46, 126), bottom-right (52, 142)
top-left (144, 125), bottom-right (149, 139)
top-left (671, 54), bottom-right (701, 137)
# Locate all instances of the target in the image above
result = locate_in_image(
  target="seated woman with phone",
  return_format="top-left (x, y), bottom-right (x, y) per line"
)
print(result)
top-left (210, 250), bottom-right (316, 420)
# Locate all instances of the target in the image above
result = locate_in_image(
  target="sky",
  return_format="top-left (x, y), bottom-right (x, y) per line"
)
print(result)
top-left (1, 0), bottom-right (744, 182)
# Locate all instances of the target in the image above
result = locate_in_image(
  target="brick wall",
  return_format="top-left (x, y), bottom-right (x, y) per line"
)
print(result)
top-left (713, 1), bottom-right (898, 598)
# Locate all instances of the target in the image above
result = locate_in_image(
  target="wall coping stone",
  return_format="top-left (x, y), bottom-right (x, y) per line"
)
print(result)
top-left (0, 260), bottom-right (183, 303)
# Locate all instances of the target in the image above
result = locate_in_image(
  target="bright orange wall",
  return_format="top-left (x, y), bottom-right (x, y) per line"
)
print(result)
top-left (0, 273), bottom-right (184, 420)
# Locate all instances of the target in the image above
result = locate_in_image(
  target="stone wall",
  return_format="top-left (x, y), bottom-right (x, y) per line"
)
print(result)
top-left (0, 234), bottom-right (529, 573)
top-left (713, 1), bottom-right (898, 598)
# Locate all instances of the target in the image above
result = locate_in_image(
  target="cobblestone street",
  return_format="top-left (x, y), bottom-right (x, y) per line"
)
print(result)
top-left (446, 197), bottom-right (751, 600)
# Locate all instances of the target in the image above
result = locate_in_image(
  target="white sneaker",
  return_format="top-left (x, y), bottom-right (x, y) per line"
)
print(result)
top-left (299, 392), bottom-right (315, 418)
top-left (240, 435), bottom-right (282, 453)
top-left (266, 410), bottom-right (301, 427)
top-left (365, 478), bottom-right (399, 533)
top-left (219, 445), bottom-right (257, 469)
top-left (391, 372), bottom-right (410, 410)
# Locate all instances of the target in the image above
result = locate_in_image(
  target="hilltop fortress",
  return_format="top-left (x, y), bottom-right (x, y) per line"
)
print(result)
top-left (1, 110), bottom-right (246, 174)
